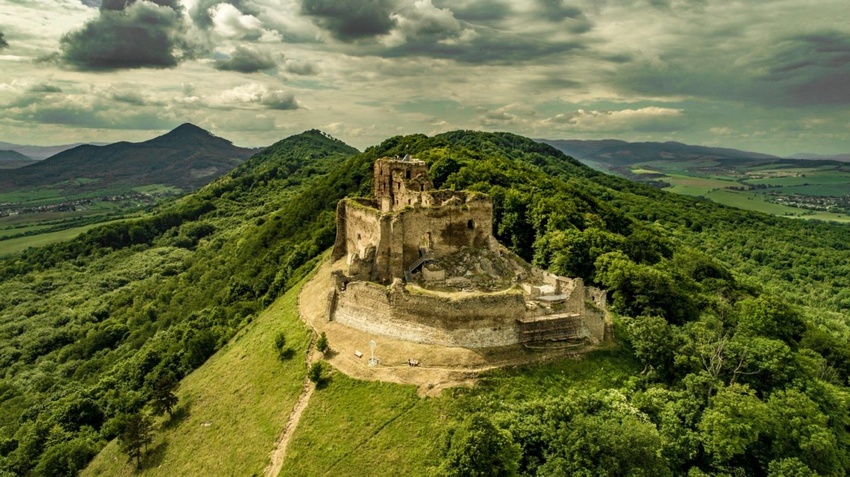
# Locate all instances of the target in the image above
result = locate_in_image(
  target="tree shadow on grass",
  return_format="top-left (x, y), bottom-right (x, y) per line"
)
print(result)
top-left (140, 440), bottom-right (169, 470)
top-left (279, 347), bottom-right (296, 361)
top-left (315, 376), bottom-right (332, 390)
top-left (161, 399), bottom-right (192, 431)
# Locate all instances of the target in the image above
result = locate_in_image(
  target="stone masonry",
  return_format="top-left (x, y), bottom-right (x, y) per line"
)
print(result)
top-left (328, 155), bottom-right (611, 348)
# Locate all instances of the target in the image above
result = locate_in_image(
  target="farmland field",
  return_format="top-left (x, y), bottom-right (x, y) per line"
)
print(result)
top-left (0, 182), bottom-right (181, 256)
top-left (626, 159), bottom-right (850, 222)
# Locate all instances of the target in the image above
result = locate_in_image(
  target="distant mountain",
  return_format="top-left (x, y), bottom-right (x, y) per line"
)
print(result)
top-left (538, 139), bottom-right (778, 166)
top-left (0, 124), bottom-right (258, 193)
top-left (0, 150), bottom-right (38, 170)
top-left (0, 141), bottom-right (107, 161)
top-left (788, 152), bottom-right (850, 162)
top-left (0, 150), bottom-right (32, 161)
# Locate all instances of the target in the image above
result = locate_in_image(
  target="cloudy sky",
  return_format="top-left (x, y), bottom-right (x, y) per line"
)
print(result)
top-left (0, 0), bottom-right (848, 155)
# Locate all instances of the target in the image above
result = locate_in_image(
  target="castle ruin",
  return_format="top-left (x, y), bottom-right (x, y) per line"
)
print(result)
top-left (327, 156), bottom-right (611, 349)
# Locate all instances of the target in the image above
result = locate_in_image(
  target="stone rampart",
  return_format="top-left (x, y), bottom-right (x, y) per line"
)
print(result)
top-left (333, 281), bottom-right (526, 348)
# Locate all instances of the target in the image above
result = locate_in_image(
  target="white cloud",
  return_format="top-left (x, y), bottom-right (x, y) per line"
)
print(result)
top-left (214, 83), bottom-right (300, 110)
top-left (210, 3), bottom-right (276, 41)
top-left (543, 107), bottom-right (685, 132)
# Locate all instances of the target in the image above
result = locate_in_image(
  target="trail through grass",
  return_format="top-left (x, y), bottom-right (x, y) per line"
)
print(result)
top-left (82, 281), bottom-right (311, 476)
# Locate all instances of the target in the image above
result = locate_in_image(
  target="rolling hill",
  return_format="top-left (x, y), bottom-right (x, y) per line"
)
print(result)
top-left (0, 123), bottom-right (257, 193)
top-left (539, 138), bottom-right (778, 166)
top-left (0, 150), bottom-right (36, 170)
top-left (0, 141), bottom-right (99, 161)
top-left (0, 130), bottom-right (848, 476)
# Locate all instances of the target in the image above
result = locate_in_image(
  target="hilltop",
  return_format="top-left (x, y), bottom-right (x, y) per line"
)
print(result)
top-left (0, 141), bottom-right (99, 161)
top-left (0, 130), bottom-right (848, 476)
top-left (0, 124), bottom-right (259, 257)
top-left (0, 150), bottom-right (36, 170)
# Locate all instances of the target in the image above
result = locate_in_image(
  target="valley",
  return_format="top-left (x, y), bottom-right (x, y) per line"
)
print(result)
top-left (0, 125), bottom-right (255, 256)
top-left (542, 138), bottom-right (850, 223)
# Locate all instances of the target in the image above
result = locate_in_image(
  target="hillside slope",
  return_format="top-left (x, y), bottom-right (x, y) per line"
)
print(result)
top-left (0, 141), bottom-right (96, 161)
top-left (82, 279), bottom-right (312, 476)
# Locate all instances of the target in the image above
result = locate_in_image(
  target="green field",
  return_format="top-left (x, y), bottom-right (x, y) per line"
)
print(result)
top-left (0, 220), bottom-right (131, 256)
top-left (0, 182), bottom-right (181, 256)
top-left (628, 162), bottom-right (850, 222)
top-left (661, 174), bottom-right (737, 196)
top-left (0, 188), bottom-right (64, 205)
top-left (133, 184), bottom-right (183, 195)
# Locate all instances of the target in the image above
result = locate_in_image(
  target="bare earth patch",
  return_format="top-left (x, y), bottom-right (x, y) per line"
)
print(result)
top-left (299, 259), bottom-right (596, 397)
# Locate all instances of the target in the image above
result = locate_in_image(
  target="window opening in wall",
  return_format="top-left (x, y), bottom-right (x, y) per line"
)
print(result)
top-left (406, 170), bottom-right (411, 179)
top-left (467, 219), bottom-right (475, 229)
top-left (420, 184), bottom-right (424, 191)
top-left (357, 233), bottom-right (361, 241)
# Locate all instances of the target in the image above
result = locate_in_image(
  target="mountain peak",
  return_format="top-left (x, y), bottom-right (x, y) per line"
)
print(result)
top-left (171, 122), bottom-right (209, 135)
top-left (147, 123), bottom-right (232, 147)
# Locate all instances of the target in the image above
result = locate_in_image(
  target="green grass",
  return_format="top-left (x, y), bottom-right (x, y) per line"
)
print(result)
top-left (624, 162), bottom-right (850, 223)
top-left (133, 184), bottom-right (183, 195)
top-left (281, 346), bottom-right (638, 477)
top-left (630, 168), bottom-right (661, 175)
top-left (776, 183), bottom-right (850, 196)
top-left (0, 188), bottom-right (64, 204)
top-left (82, 281), bottom-right (312, 476)
top-left (0, 220), bottom-right (129, 256)
top-left (280, 373), bottom-right (445, 477)
top-left (468, 345), bottom-right (640, 403)
top-left (663, 174), bottom-right (737, 196)
top-left (699, 189), bottom-right (850, 223)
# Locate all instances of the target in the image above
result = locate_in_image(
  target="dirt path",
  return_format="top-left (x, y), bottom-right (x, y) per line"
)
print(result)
top-left (264, 324), bottom-right (319, 477)
top-left (263, 376), bottom-right (314, 477)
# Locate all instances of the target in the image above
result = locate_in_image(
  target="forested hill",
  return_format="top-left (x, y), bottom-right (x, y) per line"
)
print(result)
top-left (0, 124), bottom-right (256, 193)
top-left (1, 130), bottom-right (848, 476)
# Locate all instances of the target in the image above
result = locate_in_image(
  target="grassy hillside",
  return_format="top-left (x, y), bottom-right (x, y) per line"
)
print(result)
top-left (0, 130), bottom-right (362, 476)
top-left (1, 129), bottom-right (849, 476)
top-left (82, 279), bottom-right (311, 476)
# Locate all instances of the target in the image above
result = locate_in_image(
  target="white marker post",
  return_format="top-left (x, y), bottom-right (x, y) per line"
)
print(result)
top-left (368, 340), bottom-right (378, 367)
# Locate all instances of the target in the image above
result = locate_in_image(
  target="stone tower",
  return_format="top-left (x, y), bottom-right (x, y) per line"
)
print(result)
top-left (373, 155), bottom-right (433, 212)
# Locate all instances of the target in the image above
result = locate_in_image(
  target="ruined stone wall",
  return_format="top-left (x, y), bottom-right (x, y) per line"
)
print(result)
top-left (333, 281), bottom-right (526, 348)
top-left (374, 158), bottom-right (431, 212)
top-left (331, 200), bottom-right (386, 280)
top-left (583, 300), bottom-right (607, 344)
top-left (394, 196), bottom-right (493, 273)
top-left (333, 191), bottom-right (495, 282)
top-left (584, 286), bottom-right (611, 342)
top-left (557, 277), bottom-right (585, 315)
top-left (586, 286), bottom-right (607, 310)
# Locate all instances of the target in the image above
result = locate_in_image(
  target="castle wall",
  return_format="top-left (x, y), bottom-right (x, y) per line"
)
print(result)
top-left (583, 286), bottom-right (611, 343)
top-left (333, 281), bottom-right (526, 348)
top-left (374, 157), bottom-right (431, 213)
top-left (582, 300), bottom-right (607, 344)
top-left (558, 277), bottom-right (585, 315)
top-left (393, 196), bottom-right (493, 275)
